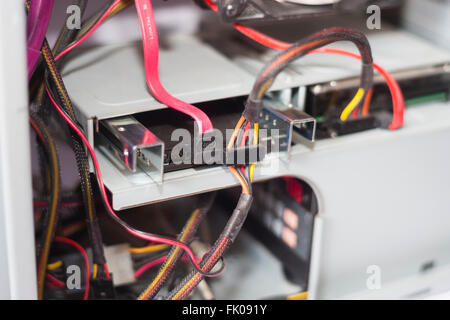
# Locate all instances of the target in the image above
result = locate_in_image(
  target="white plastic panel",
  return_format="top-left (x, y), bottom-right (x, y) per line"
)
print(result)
top-left (0, 1), bottom-right (36, 299)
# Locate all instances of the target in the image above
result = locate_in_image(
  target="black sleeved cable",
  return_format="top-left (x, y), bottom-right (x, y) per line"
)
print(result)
top-left (167, 193), bottom-right (253, 300)
top-left (40, 40), bottom-right (107, 269)
top-left (138, 192), bottom-right (217, 300)
top-left (243, 28), bottom-right (374, 123)
top-left (221, 193), bottom-right (253, 242)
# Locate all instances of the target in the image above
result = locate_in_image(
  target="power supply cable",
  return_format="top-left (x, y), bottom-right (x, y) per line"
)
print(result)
top-left (129, 244), bottom-right (169, 255)
top-left (167, 119), bottom-right (253, 300)
top-left (241, 28), bottom-right (374, 127)
top-left (138, 209), bottom-right (203, 300)
top-left (138, 193), bottom-right (216, 300)
top-left (29, 113), bottom-right (60, 300)
top-left (40, 41), bottom-right (110, 279)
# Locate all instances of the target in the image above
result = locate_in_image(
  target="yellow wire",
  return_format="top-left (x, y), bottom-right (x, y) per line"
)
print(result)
top-left (138, 209), bottom-right (200, 300)
top-left (129, 244), bottom-right (169, 255)
top-left (171, 273), bottom-right (202, 300)
top-left (47, 260), bottom-right (63, 271)
top-left (249, 122), bottom-right (259, 182)
top-left (287, 291), bottom-right (308, 300)
top-left (30, 116), bottom-right (60, 300)
top-left (340, 88), bottom-right (365, 121)
top-left (257, 78), bottom-right (274, 99)
top-left (92, 264), bottom-right (98, 279)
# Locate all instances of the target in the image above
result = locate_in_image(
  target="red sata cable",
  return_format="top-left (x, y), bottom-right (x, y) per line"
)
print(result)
top-left (56, 0), bottom-right (213, 134)
top-left (135, 0), bottom-right (213, 133)
top-left (204, 0), bottom-right (404, 130)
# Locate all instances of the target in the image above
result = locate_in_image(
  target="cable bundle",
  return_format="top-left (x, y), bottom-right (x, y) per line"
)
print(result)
top-left (26, 0), bottom-right (406, 301)
top-left (241, 27), bottom-right (374, 126)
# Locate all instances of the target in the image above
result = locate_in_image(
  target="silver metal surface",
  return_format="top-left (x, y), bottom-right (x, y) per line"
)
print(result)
top-left (0, 1), bottom-right (37, 299)
top-left (99, 116), bottom-right (164, 183)
top-left (259, 100), bottom-right (316, 153)
top-left (62, 34), bottom-right (256, 127)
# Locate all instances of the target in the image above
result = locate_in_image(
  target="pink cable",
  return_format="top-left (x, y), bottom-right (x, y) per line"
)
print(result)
top-left (134, 256), bottom-right (168, 278)
top-left (45, 87), bottom-right (206, 275)
top-left (135, 0), bottom-right (213, 134)
top-left (134, 255), bottom-right (191, 278)
top-left (54, 0), bottom-right (123, 61)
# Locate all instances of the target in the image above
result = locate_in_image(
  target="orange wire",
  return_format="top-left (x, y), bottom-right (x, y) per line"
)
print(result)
top-left (227, 116), bottom-right (246, 150)
top-left (227, 117), bottom-right (250, 194)
top-left (362, 88), bottom-right (374, 116)
top-left (228, 166), bottom-right (250, 195)
top-left (260, 38), bottom-right (329, 81)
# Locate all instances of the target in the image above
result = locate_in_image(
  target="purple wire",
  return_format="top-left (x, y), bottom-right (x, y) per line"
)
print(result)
top-left (26, 0), bottom-right (54, 80)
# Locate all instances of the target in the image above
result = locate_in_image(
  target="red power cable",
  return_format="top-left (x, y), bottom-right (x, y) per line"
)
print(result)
top-left (135, 0), bottom-right (213, 133)
top-left (204, 0), bottom-right (404, 130)
top-left (53, 237), bottom-right (90, 300)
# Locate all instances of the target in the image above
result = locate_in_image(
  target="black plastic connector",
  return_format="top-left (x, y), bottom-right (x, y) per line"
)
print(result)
top-left (90, 277), bottom-right (116, 300)
top-left (243, 97), bottom-right (262, 123)
top-left (332, 115), bottom-right (379, 136)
